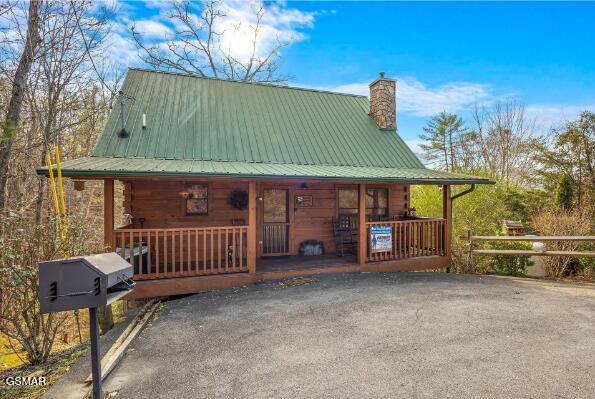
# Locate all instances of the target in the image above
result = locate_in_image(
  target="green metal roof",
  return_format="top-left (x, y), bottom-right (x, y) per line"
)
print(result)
top-left (38, 68), bottom-right (492, 184)
top-left (94, 68), bottom-right (423, 167)
top-left (40, 156), bottom-right (493, 184)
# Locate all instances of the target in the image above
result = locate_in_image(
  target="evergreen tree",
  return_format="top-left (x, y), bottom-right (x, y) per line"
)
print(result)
top-left (554, 174), bottom-right (574, 210)
top-left (419, 112), bottom-right (469, 172)
top-left (534, 111), bottom-right (594, 207)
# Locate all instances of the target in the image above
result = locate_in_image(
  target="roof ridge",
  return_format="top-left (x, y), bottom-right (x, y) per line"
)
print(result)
top-left (128, 67), bottom-right (369, 99)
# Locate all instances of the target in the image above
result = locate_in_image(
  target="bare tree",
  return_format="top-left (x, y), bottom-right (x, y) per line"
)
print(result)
top-left (0, 0), bottom-right (119, 363)
top-left (470, 100), bottom-right (538, 185)
top-left (0, 0), bottom-right (42, 210)
top-left (132, 0), bottom-right (290, 83)
top-left (30, 0), bottom-right (113, 222)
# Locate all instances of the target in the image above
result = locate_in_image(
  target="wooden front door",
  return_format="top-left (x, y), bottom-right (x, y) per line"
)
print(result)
top-left (262, 188), bottom-right (290, 256)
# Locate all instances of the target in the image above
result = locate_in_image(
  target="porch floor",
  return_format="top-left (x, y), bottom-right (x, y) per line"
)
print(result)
top-left (256, 254), bottom-right (358, 277)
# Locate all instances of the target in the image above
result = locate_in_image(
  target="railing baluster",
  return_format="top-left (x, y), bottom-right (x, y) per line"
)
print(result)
top-left (401, 223), bottom-right (405, 258)
top-left (396, 223), bottom-right (400, 259)
top-left (210, 228), bottom-right (214, 273)
top-left (129, 230), bottom-right (135, 273)
top-left (437, 221), bottom-right (440, 255)
top-left (202, 230), bottom-right (206, 274)
top-left (178, 230), bottom-right (182, 275)
top-left (437, 222), bottom-right (441, 255)
top-left (138, 230), bottom-right (143, 276)
top-left (217, 229), bottom-right (222, 273)
top-left (194, 230), bottom-right (199, 275)
top-left (186, 229), bottom-right (190, 275)
top-left (225, 228), bottom-right (229, 272)
top-left (438, 221), bottom-right (442, 255)
top-left (414, 222), bottom-right (418, 257)
top-left (239, 227), bottom-right (244, 270)
top-left (417, 222), bottom-right (421, 257)
top-left (154, 231), bottom-right (159, 276)
top-left (175, 230), bottom-right (179, 275)
top-left (232, 227), bottom-right (236, 271)
top-left (434, 221), bottom-right (438, 255)
top-left (441, 220), bottom-right (443, 255)
top-left (418, 222), bottom-right (422, 257)
top-left (428, 222), bottom-right (432, 256)
top-left (391, 224), bottom-right (396, 260)
top-left (172, 230), bottom-right (175, 275)
top-left (417, 222), bottom-right (420, 257)
top-left (422, 222), bottom-right (425, 256)
top-left (164, 231), bottom-right (168, 275)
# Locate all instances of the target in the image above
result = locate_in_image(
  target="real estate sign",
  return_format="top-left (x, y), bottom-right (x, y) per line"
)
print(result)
top-left (370, 225), bottom-right (392, 253)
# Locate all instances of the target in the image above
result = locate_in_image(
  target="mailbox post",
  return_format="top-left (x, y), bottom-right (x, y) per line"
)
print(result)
top-left (38, 253), bottom-right (134, 399)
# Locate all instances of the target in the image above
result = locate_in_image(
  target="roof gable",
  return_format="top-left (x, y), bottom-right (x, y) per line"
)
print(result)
top-left (92, 69), bottom-right (424, 169)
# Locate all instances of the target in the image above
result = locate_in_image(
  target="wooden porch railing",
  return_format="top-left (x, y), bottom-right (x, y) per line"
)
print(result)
top-left (366, 219), bottom-right (446, 262)
top-left (114, 226), bottom-right (248, 280)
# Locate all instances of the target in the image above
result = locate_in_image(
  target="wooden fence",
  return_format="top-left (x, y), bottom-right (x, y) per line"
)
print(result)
top-left (114, 226), bottom-right (248, 280)
top-left (465, 232), bottom-right (595, 263)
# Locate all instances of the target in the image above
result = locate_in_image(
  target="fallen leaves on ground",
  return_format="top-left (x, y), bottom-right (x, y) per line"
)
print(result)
top-left (279, 277), bottom-right (320, 287)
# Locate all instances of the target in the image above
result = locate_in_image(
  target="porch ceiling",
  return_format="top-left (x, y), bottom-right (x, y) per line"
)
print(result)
top-left (37, 156), bottom-right (494, 185)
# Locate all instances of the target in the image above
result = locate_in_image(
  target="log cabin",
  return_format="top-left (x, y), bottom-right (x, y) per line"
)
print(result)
top-left (38, 69), bottom-right (492, 299)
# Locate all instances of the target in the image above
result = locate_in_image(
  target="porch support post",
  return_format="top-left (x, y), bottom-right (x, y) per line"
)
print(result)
top-left (442, 185), bottom-right (452, 270)
top-left (358, 183), bottom-right (366, 265)
top-left (103, 179), bottom-right (114, 250)
top-left (247, 182), bottom-right (257, 273)
top-left (101, 179), bottom-right (115, 334)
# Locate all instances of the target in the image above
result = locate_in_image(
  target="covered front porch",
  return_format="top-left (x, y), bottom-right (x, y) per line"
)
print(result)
top-left (101, 178), bottom-right (454, 298)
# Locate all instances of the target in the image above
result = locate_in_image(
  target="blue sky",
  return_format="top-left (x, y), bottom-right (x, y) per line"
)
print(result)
top-left (110, 1), bottom-right (595, 153)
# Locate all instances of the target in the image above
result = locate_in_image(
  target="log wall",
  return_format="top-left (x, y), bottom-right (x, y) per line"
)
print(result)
top-left (123, 179), bottom-right (409, 257)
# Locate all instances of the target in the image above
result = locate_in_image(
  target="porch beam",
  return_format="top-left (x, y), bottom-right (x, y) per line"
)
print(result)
top-left (103, 179), bottom-right (115, 250)
top-left (442, 185), bottom-right (452, 260)
top-left (358, 183), bottom-right (366, 265)
top-left (247, 182), bottom-right (257, 273)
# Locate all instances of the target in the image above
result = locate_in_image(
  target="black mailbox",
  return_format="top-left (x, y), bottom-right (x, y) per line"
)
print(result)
top-left (38, 252), bottom-right (135, 314)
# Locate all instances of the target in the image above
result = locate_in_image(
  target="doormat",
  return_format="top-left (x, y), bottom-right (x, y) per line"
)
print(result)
top-left (279, 277), bottom-right (320, 287)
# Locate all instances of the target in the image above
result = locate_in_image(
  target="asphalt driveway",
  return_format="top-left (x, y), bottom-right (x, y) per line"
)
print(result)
top-left (104, 272), bottom-right (594, 398)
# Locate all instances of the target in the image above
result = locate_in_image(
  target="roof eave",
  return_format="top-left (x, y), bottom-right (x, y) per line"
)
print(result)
top-left (36, 166), bottom-right (495, 185)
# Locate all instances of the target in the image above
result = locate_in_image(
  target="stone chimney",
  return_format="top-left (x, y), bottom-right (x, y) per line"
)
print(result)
top-left (369, 72), bottom-right (396, 130)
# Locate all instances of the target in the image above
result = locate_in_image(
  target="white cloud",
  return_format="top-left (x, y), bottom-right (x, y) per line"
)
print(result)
top-left (104, 31), bottom-right (139, 66)
top-left (525, 104), bottom-right (595, 130)
top-left (325, 77), bottom-right (595, 131)
top-left (405, 139), bottom-right (424, 156)
top-left (330, 77), bottom-right (491, 117)
top-left (132, 20), bottom-right (173, 40)
top-left (215, 0), bottom-right (314, 62)
top-left (104, 1), bottom-right (315, 70)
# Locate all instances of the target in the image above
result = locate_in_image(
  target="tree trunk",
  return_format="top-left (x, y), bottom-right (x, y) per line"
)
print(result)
top-left (0, 0), bottom-right (42, 210)
top-left (34, 149), bottom-right (47, 223)
top-left (448, 129), bottom-right (455, 172)
top-left (98, 306), bottom-right (114, 335)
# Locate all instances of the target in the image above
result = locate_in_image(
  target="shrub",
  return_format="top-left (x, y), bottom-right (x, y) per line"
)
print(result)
top-left (412, 181), bottom-right (508, 273)
top-left (412, 179), bottom-right (551, 275)
top-left (482, 240), bottom-right (533, 277)
top-left (531, 208), bottom-right (593, 278)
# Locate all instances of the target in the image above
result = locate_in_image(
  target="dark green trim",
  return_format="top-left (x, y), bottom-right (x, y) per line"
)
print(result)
top-left (36, 166), bottom-right (494, 185)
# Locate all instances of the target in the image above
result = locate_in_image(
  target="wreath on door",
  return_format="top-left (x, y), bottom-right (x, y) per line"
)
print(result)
top-left (229, 190), bottom-right (249, 210)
